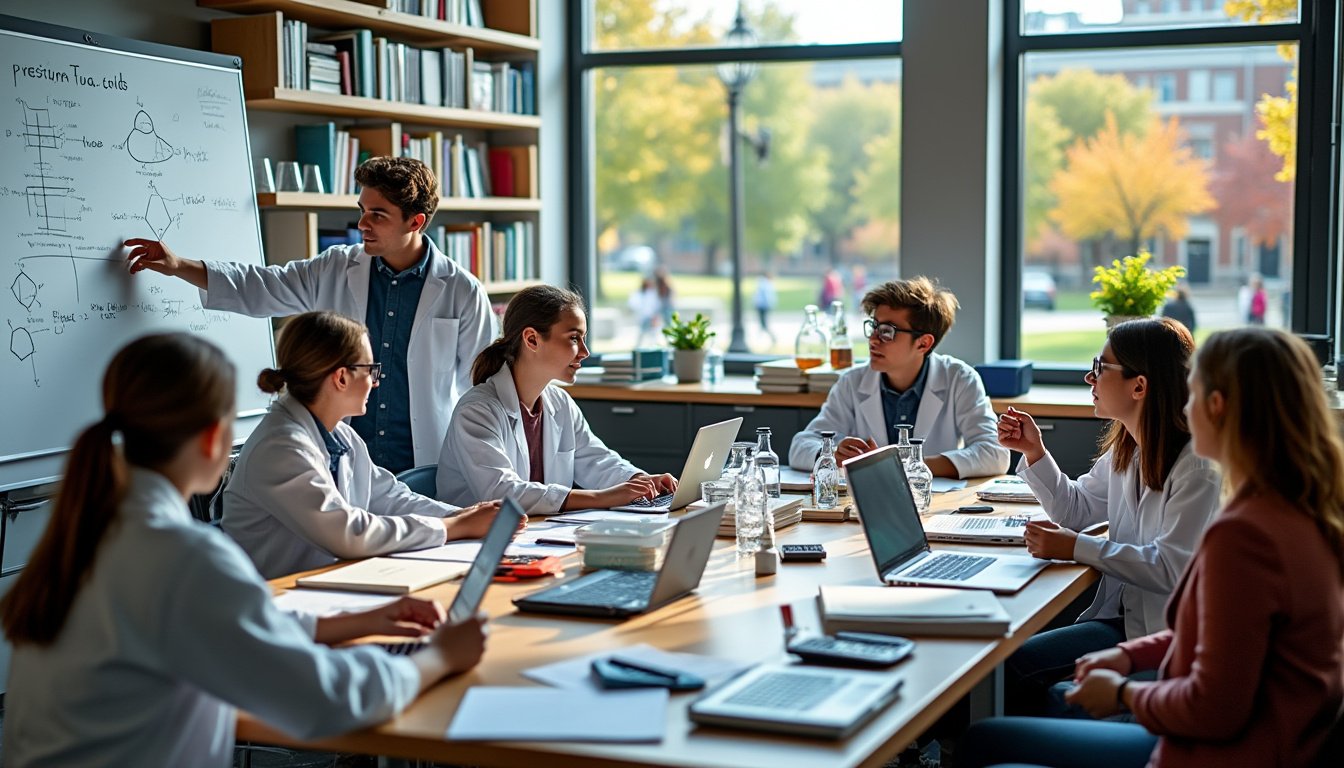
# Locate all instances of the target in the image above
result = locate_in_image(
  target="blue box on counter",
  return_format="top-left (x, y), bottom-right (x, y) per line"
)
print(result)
top-left (974, 360), bottom-right (1033, 397)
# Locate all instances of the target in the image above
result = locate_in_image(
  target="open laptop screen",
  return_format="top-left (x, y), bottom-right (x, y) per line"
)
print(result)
top-left (844, 447), bottom-right (928, 578)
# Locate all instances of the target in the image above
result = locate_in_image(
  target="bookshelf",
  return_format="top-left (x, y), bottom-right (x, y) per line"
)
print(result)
top-left (205, 0), bottom-right (541, 291)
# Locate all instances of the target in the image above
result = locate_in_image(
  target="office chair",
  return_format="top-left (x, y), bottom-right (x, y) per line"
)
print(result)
top-left (395, 464), bottom-right (437, 498)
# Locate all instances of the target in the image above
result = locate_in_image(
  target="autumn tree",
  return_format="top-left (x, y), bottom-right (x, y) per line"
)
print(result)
top-left (1225, 0), bottom-right (1298, 181)
top-left (1210, 133), bottom-right (1292, 247)
top-left (1049, 114), bottom-right (1215, 259)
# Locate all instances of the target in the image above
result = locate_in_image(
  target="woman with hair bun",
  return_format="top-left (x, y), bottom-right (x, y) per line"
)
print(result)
top-left (223, 310), bottom-right (505, 579)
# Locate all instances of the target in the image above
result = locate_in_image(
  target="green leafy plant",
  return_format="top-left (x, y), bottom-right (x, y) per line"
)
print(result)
top-left (661, 312), bottom-right (716, 350)
top-left (1090, 251), bottom-right (1186, 317)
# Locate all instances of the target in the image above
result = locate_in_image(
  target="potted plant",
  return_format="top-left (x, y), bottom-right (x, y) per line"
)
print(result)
top-left (1090, 251), bottom-right (1186, 330)
top-left (662, 311), bottom-right (716, 383)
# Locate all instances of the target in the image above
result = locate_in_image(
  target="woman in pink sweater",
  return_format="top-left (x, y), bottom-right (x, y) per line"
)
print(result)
top-left (960, 327), bottom-right (1344, 768)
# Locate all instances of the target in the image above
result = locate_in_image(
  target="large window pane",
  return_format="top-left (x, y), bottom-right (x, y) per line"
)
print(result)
top-left (1020, 44), bottom-right (1297, 365)
top-left (591, 0), bottom-right (902, 51)
top-left (590, 58), bottom-right (901, 356)
top-left (1022, 0), bottom-right (1300, 35)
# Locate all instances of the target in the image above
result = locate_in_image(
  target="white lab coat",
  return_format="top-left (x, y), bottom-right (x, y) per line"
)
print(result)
top-left (437, 364), bottom-right (642, 514)
top-left (3, 468), bottom-right (419, 768)
top-left (201, 239), bottom-right (495, 466)
top-left (1018, 442), bottom-right (1221, 639)
top-left (223, 394), bottom-right (457, 579)
top-left (789, 354), bottom-right (1009, 478)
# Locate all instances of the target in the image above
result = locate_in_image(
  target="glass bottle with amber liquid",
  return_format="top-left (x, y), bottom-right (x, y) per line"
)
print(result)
top-left (829, 299), bottom-right (853, 370)
top-left (795, 304), bottom-right (828, 371)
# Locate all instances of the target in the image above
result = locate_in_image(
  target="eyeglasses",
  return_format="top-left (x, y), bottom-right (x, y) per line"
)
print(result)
top-left (345, 362), bottom-right (383, 379)
top-left (1089, 356), bottom-right (1130, 380)
top-left (863, 318), bottom-right (927, 343)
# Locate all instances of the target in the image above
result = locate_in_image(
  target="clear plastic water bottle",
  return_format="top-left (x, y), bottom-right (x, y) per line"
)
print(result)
top-left (894, 423), bottom-right (914, 464)
top-left (812, 431), bottom-right (840, 509)
top-left (754, 427), bottom-right (781, 498)
top-left (734, 458), bottom-right (769, 556)
top-left (906, 438), bottom-right (934, 515)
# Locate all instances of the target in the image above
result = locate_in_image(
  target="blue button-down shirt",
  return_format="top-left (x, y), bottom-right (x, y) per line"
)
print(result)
top-left (880, 356), bottom-right (929, 445)
top-left (351, 247), bottom-right (430, 474)
top-left (308, 408), bottom-right (350, 477)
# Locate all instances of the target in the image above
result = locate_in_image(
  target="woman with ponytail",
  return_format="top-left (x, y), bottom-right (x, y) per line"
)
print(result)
top-left (0, 333), bottom-right (490, 768)
top-left (221, 311), bottom-right (505, 579)
top-left (437, 285), bottom-right (676, 514)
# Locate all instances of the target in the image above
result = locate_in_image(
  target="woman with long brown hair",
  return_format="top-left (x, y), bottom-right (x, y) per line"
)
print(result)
top-left (1, 333), bottom-right (489, 767)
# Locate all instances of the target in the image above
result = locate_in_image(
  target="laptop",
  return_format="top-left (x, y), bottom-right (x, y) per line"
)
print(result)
top-left (610, 417), bottom-right (743, 513)
top-left (689, 664), bottom-right (902, 739)
top-left (922, 510), bottom-right (1047, 545)
top-left (845, 447), bottom-right (1048, 594)
top-left (512, 503), bottom-right (724, 618)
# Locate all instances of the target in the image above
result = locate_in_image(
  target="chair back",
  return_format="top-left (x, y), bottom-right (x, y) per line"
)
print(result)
top-left (396, 464), bottom-right (438, 498)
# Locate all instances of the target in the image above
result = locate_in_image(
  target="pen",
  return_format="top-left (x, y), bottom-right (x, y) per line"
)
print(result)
top-left (606, 655), bottom-right (683, 681)
top-left (532, 538), bottom-right (577, 547)
top-left (779, 603), bottom-right (798, 643)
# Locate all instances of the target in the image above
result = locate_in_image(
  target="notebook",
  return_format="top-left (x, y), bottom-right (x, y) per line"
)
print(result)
top-left (610, 418), bottom-right (743, 512)
top-left (689, 664), bottom-right (902, 739)
top-left (845, 447), bottom-right (1048, 594)
top-left (817, 585), bottom-right (1011, 638)
top-left (296, 558), bottom-right (468, 595)
top-left (512, 503), bottom-right (723, 618)
top-left (921, 511), bottom-right (1048, 545)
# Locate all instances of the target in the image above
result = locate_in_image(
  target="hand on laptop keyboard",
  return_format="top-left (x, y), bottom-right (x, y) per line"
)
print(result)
top-left (623, 491), bottom-right (676, 508)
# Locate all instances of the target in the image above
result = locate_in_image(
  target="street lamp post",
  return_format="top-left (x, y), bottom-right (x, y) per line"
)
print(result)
top-left (717, 5), bottom-right (757, 354)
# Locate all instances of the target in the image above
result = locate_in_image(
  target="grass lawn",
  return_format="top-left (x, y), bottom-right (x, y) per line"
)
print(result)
top-left (1024, 326), bottom-right (1215, 365)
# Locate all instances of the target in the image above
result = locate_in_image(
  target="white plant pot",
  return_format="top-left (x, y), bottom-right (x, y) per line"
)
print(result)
top-left (672, 348), bottom-right (707, 383)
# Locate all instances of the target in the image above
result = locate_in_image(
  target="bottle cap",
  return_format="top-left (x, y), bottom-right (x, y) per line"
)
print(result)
top-left (821, 430), bottom-right (836, 439)
top-left (756, 426), bottom-right (771, 434)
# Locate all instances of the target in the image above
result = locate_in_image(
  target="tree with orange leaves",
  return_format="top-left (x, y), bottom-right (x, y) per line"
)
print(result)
top-left (1049, 114), bottom-right (1215, 258)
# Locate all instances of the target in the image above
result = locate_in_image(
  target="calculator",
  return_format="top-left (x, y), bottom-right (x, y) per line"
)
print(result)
top-left (787, 632), bottom-right (914, 668)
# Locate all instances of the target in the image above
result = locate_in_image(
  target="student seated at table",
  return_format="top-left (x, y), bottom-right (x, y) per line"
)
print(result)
top-left (995, 317), bottom-right (1221, 714)
top-left (222, 311), bottom-right (504, 579)
top-left (0, 333), bottom-right (489, 768)
top-left (788, 276), bottom-right (1008, 478)
top-left (961, 327), bottom-right (1344, 768)
top-left (436, 285), bottom-right (676, 514)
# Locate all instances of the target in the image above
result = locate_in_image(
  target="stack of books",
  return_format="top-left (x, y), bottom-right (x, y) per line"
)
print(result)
top-left (754, 359), bottom-right (808, 393)
top-left (806, 365), bottom-right (843, 393)
top-left (975, 477), bottom-right (1038, 503)
top-left (705, 495), bottom-right (805, 539)
top-left (600, 349), bottom-right (667, 383)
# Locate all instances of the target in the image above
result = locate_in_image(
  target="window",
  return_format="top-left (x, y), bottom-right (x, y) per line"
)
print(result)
top-left (1004, 0), bottom-right (1338, 376)
top-left (574, 1), bottom-right (901, 359)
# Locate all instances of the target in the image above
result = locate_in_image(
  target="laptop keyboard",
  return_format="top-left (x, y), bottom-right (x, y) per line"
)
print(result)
top-left (724, 671), bottom-right (847, 711)
top-left (905, 553), bottom-right (995, 581)
top-left (621, 491), bottom-right (676, 508)
top-left (544, 571), bottom-right (657, 604)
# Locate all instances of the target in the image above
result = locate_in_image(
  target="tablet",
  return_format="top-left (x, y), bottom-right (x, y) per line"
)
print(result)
top-left (448, 497), bottom-right (525, 624)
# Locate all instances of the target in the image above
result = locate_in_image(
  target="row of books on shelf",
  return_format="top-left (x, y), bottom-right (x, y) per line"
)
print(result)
top-left (294, 121), bottom-right (536, 200)
top-left (428, 221), bottom-right (536, 284)
top-left (754, 359), bottom-right (846, 394)
top-left (388, 0), bottom-right (487, 26)
top-left (278, 18), bottom-right (535, 114)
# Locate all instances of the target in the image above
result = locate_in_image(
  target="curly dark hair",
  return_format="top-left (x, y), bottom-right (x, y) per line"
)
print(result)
top-left (354, 156), bottom-right (439, 229)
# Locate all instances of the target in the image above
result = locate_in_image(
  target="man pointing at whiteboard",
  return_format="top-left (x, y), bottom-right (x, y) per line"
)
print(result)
top-left (124, 157), bottom-right (495, 475)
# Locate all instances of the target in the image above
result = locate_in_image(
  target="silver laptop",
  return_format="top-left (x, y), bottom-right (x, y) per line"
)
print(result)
top-left (922, 510), bottom-right (1047, 545)
top-left (689, 664), bottom-right (902, 739)
top-left (845, 447), bottom-right (1048, 594)
top-left (610, 417), bottom-right (743, 513)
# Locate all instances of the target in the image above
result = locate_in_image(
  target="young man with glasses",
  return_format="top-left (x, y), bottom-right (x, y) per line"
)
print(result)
top-left (123, 157), bottom-right (494, 475)
top-left (788, 277), bottom-right (1009, 478)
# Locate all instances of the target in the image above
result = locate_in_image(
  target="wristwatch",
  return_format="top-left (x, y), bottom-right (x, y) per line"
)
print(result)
top-left (1116, 678), bottom-right (1130, 709)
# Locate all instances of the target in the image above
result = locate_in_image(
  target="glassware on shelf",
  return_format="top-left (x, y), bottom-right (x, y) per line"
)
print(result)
top-left (812, 430), bottom-right (840, 509)
top-left (794, 304), bottom-right (829, 371)
top-left (906, 438), bottom-right (934, 515)
top-left (753, 427), bottom-right (781, 498)
top-left (828, 300), bottom-right (853, 370)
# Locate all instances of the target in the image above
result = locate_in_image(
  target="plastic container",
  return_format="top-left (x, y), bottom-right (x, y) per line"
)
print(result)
top-left (575, 518), bottom-right (676, 572)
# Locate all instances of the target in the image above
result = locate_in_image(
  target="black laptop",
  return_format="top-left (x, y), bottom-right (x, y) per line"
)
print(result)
top-left (512, 503), bottom-right (725, 618)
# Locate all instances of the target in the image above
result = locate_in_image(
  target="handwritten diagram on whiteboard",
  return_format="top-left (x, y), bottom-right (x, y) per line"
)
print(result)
top-left (0, 22), bottom-right (275, 490)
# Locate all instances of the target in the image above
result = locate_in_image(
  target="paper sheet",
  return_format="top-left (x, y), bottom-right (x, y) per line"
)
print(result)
top-left (548, 509), bottom-right (669, 524)
top-left (271, 588), bottom-right (398, 616)
top-left (447, 687), bottom-right (668, 742)
top-left (522, 642), bottom-right (754, 691)
top-left (931, 478), bottom-right (969, 493)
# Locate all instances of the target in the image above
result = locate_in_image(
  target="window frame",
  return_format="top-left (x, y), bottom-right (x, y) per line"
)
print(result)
top-left (999, 0), bottom-right (1341, 382)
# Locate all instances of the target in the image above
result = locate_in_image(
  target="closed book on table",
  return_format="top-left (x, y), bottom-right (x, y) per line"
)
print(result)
top-left (296, 557), bottom-right (468, 595)
top-left (818, 585), bottom-right (1010, 638)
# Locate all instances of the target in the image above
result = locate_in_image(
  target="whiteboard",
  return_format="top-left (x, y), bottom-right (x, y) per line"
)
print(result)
top-left (0, 16), bottom-right (274, 492)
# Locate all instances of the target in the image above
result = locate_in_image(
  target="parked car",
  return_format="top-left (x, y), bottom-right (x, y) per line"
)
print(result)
top-left (603, 245), bottom-right (656, 273)
top-left (1023, 271), bottom-right (1057, 310)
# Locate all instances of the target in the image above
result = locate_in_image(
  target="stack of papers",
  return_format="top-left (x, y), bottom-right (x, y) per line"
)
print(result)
top-left (818, 585), bottom-right (1011, 637)
top-left (573, 366), bottom-right (605, 383)
top-left (447, 687), bottom-right (668, 743)
top-left (705, 495), bottom-right (804, 538)
top-left (975, 476), bottom-right (1038, 503)
top-left (754, 358), bottom-right (808, 393)
top-left (800, 503), bottom-right (854, 522)
top-left (601, 349), bottom-right (667, 383)
top-left (805, 364), bottom-right (844, 393)
top-left (780, 466), bottom-right (848, 494)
